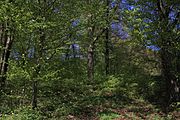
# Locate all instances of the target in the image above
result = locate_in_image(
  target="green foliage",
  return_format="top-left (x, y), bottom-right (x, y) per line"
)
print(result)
top-left (99, 110), bottom-right (120, 120)
top-left (0, 0), bottom-right (179, 119)
top-left (99, 75), bottom-right (134, 98)
top-left (8, 65), bottom-right (31, 82)
top-left (1, 107), bottom-right (42, 120)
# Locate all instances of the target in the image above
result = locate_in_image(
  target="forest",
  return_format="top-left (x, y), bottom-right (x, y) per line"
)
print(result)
top-left (0, 0), bottom-right (179, 119)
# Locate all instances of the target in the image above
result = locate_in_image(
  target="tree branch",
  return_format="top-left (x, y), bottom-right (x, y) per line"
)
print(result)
top-left (92, 28), bottom-right (106, 45)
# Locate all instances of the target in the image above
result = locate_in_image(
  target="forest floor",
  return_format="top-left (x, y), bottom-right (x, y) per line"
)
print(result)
top-left (67, 98), bottom-right (180, 120)
top-left (1, 98), bottom-right (179, 120)
top-left (1, 78), bottom-right (180, 120)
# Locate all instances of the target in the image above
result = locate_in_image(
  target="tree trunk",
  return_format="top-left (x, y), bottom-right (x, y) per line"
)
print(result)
top-left (0, 23), bottom-right (13, 90)
top-left (105, 29), bottom-right (109, 75)
top-left (160, 47), bottom-right (173, 111)
top-left (32, 80), bottom-right (37, 109)
top-left (161, 46), bottom-right (180, 112)
top-left (105, 0), bottom-right (110, 75)
top-left (87, 44), bottom-right (94, 81)
top-left (174, 51), bottom-right (180, 101)
top-left (32, 29), bottom-right (45, 109)
top-left (157, 0), bottom-right (180, 112)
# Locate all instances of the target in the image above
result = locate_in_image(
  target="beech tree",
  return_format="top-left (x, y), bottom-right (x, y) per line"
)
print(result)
top-left (0, 0), bottom-right (179, 119)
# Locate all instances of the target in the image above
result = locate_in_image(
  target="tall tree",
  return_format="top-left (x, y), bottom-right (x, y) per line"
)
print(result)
top-left (0, 22), bottom-right (14, 90)
top-left (156, 0), bottom-right (179, 111)
top-left (105, 0), bottom-right (110, 75)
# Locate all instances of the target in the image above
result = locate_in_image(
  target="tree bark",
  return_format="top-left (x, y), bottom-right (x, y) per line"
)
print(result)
top-left (105, 28), bottom-right (110, 75)
top-left (87, 44), bottom-right (94, 81)
top-left (32, 29), bottom-right (45, 109)
top-left (157, 0), bottom-right (180, 112)
top-left (175, 51), bottom-right (180, 101)
top-left (104, 0), bottom-right (110, 75)
top-left (32, 80), bottom-right (37, 109)
top-left (0, 23), bottom-right (13, 90)
top-left (160, 46), bottom-right (173, 110)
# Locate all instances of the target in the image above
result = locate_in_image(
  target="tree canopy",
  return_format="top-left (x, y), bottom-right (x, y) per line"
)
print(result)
top-left (0, 0), bottom-right (179, 119)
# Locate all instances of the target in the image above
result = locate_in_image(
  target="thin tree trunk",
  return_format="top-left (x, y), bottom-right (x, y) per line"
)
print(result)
top-left (105, 29), bottom-right (109, 75)
top-left (32, 80), bottom-right (37, 109)
top-left (105, 29), bottom-right (110, 75)
top-left (86, 19), bottom-right (105, 81)
top-left (87, 44), bottom-right (94, 81)
top-left (105, 0), bottom-right (110, 75)
top-left (32, 29), bottom-right (45, 109)
top-left (0, 23), bottom-right (13, 90)
top-left (32, 0), bottom-right (46, 109)
top-left (72, 44), bottom-right (76, 58)
top-left (87, 17), bottom-right (95, 81)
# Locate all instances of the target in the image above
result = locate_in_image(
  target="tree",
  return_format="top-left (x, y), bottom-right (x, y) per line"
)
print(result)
top-left (156, 0), bottom-right (179, 112)
top-left (105, 0), bottom-right (110, 75)
top-left (133, 0), bottom-right (179, 111)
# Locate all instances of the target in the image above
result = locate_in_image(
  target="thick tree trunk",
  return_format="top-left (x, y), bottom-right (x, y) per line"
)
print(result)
top-left (174, 51), bottom-right (180, 101)
top-left (161, 47), bottom-right (180, 112)
top-left (160, 47), bottom-right (174, 111)
top-left (157, 0), bottom-right (180, 112)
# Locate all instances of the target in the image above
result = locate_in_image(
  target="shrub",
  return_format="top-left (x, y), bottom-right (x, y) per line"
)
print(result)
top-left (1, 107), bottom-right (42, 120)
